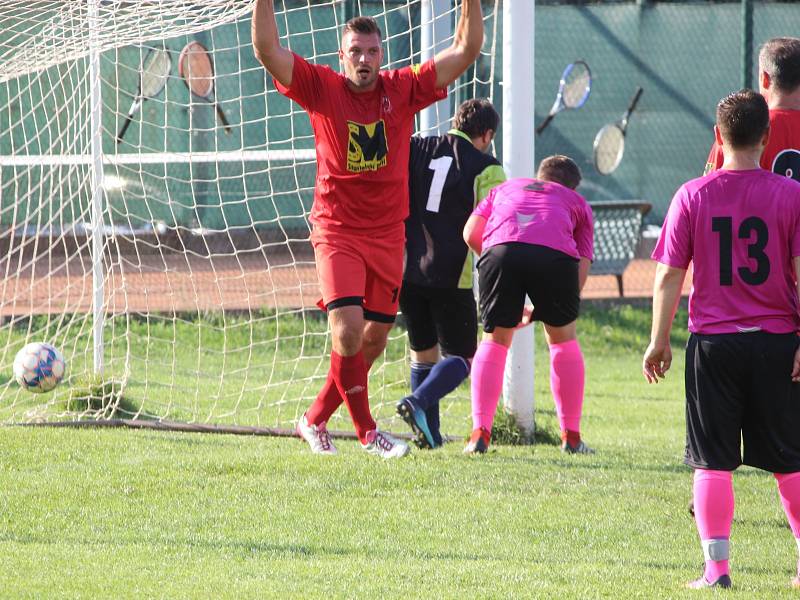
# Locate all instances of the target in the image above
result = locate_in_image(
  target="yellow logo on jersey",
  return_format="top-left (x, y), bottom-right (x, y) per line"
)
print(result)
top-left (410, 63), bottom-right (422, 76)
top-left (347, 120), bottom-right (388, 172)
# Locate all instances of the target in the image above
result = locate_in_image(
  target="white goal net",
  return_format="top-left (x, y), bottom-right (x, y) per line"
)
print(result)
top-left (0, 0), bottom-right (501, 434)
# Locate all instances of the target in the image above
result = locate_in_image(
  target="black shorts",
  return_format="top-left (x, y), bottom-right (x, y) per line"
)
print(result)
top-left (477, 243), bottom-right (580, 332)
top-left (399, 281), bottom-right (478, 359)
top-left (685, 332), bottom-right (800, 473)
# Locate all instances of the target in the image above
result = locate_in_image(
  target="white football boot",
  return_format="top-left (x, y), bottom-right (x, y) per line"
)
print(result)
top-left (296, 414), bottom-right (338, 455)
top-left (361, 429), bottom-right (410, 459)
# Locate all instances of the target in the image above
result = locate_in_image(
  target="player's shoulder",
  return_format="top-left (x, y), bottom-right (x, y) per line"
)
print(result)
top-left (679, 169), bottom-right (744, 198)
top-left (769, 108), bottom-right (800, 126)
top-left (295, 55), bottom-right (343, 92)
top-left (381, 60), bottom-right (430, 85)
top-left (765, 168), bottom-right (800, 196)
top-left (411, 133), bottom-right (448, 157)
top-left (294, 53), bottom-right (337, 76)
top-left (447, 133), bottom-right (501, 168)
top-left (685, 168), bottom-right (800, 200)
top-left (378, 64), bottom-right (423, 91)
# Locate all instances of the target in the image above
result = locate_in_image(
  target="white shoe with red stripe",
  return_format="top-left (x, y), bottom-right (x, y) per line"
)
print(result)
top-left (361, 429), bottom-right (410, 459)
top-left (296, 414), bottom-right (338, 455)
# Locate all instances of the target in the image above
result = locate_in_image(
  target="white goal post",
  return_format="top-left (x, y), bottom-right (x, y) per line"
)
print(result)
top-left (0, 0), bottom-right (536, 437)
top-left (501, 0), bottom-right (536, 436)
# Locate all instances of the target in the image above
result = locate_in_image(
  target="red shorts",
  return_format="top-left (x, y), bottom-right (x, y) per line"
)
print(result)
top-left (311, 225), bottom-right (405, 322)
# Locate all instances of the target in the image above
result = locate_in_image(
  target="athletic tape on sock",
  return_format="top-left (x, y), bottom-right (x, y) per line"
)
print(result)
top-left (410, 361), bottom-right (436, 371)
top-left (441, 354), bottom-right (471, 374)
top-left (702, 539), bottom-right (730, 562)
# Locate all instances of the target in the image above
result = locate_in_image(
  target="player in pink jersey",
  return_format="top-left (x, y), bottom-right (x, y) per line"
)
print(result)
top-left (462, 155), bottom-right (594, 454)
top-left (694, 37), bottom-right (800, 520)
top-left (644, 90), bottom-right (800, 590)
top-left (253, 0), bottom-right (483, 458)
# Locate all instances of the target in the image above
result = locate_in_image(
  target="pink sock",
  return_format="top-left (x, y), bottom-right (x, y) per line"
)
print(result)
top-left (775, 472), bottom-right (800, 565)
top-left (470, 340), bottom-right (508, 431)
top-left (694, 469), bottom-right (734, 582)
top-left (549, 339), bottom-right (585, 434)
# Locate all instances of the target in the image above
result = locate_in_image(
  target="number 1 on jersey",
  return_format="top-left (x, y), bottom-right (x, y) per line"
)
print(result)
top-left (425, 156), bottom-right (453, 213)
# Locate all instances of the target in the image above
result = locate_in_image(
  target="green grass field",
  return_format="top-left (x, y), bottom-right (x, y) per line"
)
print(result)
top-left (2, 303), bottom-right (799, 598)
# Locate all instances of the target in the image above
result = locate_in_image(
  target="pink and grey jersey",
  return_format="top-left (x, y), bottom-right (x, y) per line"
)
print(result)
top-left (653, 168), bottom-right (800, 334)
top-left (472, 178), bottom-right (594, 260)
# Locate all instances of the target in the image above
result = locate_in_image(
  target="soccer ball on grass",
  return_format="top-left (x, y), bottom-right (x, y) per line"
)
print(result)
top-left (13, 342), bottom-right (66, 393)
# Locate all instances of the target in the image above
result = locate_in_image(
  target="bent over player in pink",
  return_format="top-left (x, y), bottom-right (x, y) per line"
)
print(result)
top-left (462, 155), bottom-right (594, 454)
top-left (644, 90), bottom-right (800, 589)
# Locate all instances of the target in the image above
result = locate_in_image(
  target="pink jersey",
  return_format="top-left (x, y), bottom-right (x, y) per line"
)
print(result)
top-left (472, 178), bottom-right (594, 260)
top-left (653, 168), bottom-right (800, 334)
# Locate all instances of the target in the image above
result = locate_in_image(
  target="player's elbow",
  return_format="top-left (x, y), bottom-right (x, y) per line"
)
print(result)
top-left (464, 230), bottom-right (481, 254)
top-left (462, 227), bottom-right (472, 248)
top-left (253, 45), bottom-right (276, 68)
top-left (454, 37), bottom-right (483, 66)
top-left (465, 37), bottom-right (484, 62)
top-left (253, 46), bottom-right (293, 87)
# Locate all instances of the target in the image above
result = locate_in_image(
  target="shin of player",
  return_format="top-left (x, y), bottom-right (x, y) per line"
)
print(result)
top-left (644, 89), bottom-right (800, 589)
top-left (397, 99), bottom-right (506, 449)
top-left (463, 156), bottom-right (593, 454)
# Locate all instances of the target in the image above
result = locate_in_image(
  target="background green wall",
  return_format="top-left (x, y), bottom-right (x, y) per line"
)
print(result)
top-left (1, 1), bottom-right (798, 232)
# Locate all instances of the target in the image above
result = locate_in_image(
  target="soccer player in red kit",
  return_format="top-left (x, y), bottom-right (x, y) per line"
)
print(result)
top-left (705, 37), bottom-right (800, 179)
top-left (644, 90), bottom-right (800, 589)
top-left (252, 0), bottom-right (484, 457)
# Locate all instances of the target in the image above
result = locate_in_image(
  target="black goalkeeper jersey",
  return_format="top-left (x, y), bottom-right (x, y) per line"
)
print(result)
top-left (405, 130), bottom-right (505, 289)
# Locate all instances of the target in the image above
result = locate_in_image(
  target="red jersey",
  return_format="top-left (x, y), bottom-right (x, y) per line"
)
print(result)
top-left (275, 54), bottom-right (447, 233)
top-left (705, 109), bottom-right (800, 180)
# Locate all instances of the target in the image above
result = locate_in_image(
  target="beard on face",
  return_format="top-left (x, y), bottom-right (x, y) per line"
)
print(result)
top-left (349, 65), bottom-right (376, 87)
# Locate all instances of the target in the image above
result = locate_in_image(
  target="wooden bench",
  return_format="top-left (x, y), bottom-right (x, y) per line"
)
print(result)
top-left (590, 200), bottom-right (653, 297)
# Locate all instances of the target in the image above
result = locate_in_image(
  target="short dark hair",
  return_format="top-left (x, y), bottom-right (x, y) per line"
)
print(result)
top-left (759, 37), bottom-right (800, 93)
top-left (716, 89), bottom-right (769, 149)
top-left (452, 99), bottom-right (500, 139)
top-left (537, 155), bottom-right (581, 190)
top-left (342, 16), bottom-right (382, 41)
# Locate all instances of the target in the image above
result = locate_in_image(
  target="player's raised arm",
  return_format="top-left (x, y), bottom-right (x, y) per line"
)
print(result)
top-left (433, 0), bottom-right (483, 89)
top-left (252, 0), bottom-right (294, 88)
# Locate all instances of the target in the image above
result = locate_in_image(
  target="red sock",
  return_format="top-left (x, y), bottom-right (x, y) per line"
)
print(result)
top-left (331, 350), bottom-right (375, 443)
top-left (306, 371), bottom-right (342, 426)
top-left (561, 430), bottom-right (581, 447)
top-left (306, 357), bottom-right (377, 426)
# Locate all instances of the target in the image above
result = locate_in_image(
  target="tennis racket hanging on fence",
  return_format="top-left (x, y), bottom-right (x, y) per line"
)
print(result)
top-left (535, 60), bottom-right (592, 135)
top-left (116, 47), bottom-right (172, 144)
top-left (593, 87), bottom-right (644, 175)
top-left (178, 41), bottom-right (231, 134)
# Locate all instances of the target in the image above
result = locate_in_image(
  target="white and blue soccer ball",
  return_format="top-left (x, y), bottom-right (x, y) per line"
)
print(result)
top-left (13, 342), bottom-right (66, 393)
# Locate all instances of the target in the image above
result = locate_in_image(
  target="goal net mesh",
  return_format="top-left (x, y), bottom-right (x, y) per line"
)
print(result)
top-left (0, 0), bottom-right (500, 433)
